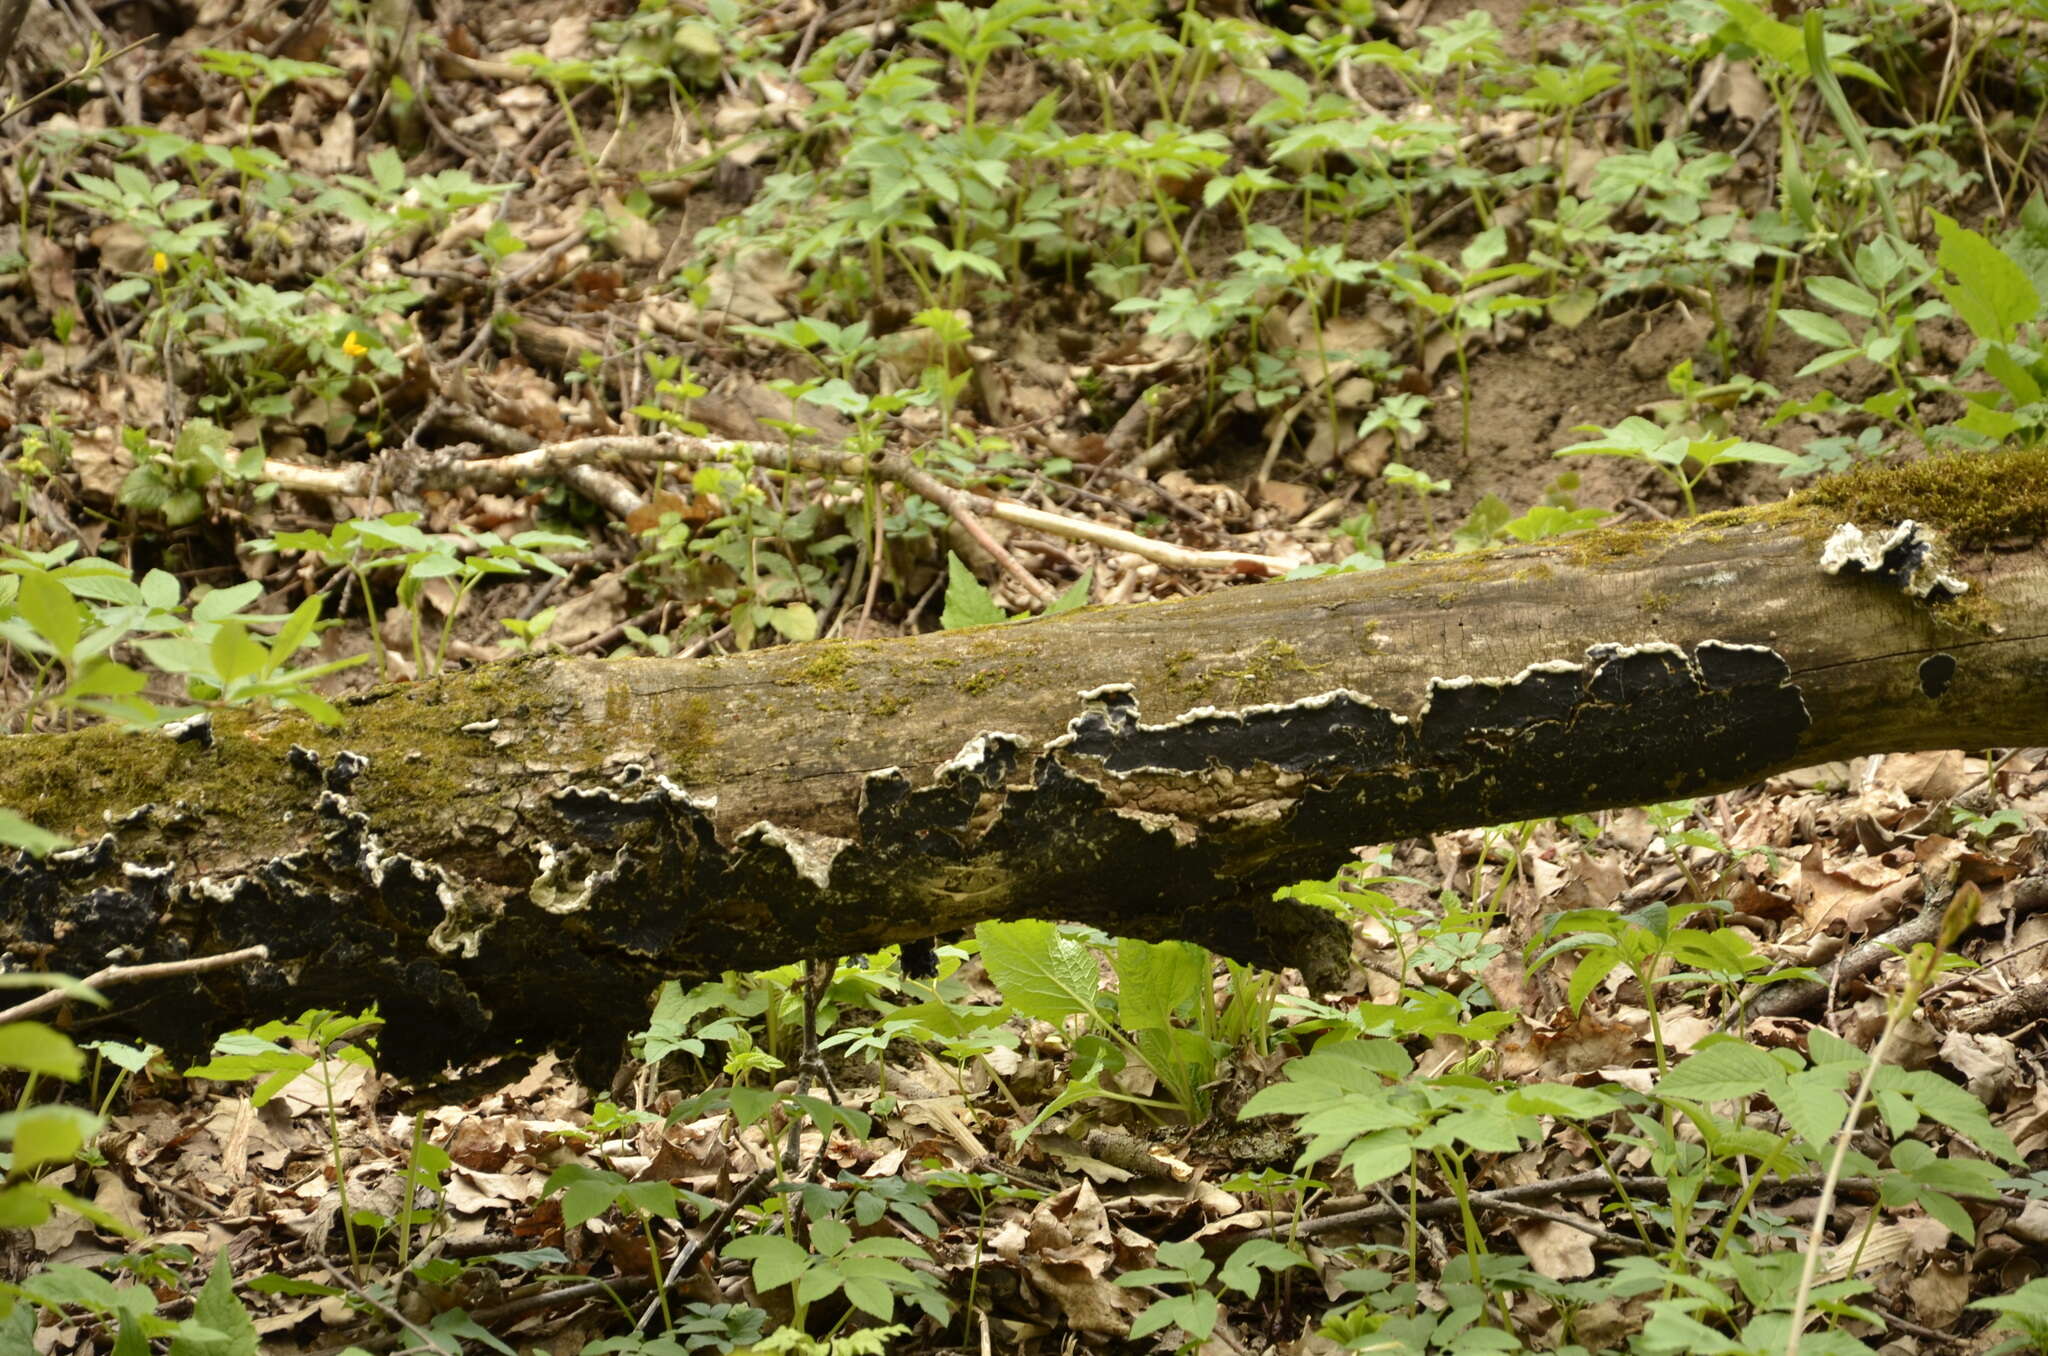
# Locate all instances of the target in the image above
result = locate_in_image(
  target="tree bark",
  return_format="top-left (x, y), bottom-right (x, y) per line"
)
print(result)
top-left (4, 452), bottom-right (2046, 1072)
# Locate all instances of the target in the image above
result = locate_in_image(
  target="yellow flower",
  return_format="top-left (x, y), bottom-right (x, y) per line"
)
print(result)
top-left (342, 331), bottom-right (368, 358)
top-left (151, 252), bottom-right (168, 274)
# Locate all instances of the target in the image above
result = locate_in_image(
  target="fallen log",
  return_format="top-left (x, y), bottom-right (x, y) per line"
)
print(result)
top-left (3, 450), bottom-right (2045, 1072)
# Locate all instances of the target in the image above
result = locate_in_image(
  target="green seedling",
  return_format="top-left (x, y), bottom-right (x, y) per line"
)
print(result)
top-left (1554, 417), bottom-right (1798, 515)
top-left (974, 920), bottom-right (1229, 1126)
top-left (1117, 1238), bottom-right (1311, 1351)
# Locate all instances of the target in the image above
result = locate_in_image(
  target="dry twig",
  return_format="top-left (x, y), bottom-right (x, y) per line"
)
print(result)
top-left (261, 433), bottom-right (1293, 588)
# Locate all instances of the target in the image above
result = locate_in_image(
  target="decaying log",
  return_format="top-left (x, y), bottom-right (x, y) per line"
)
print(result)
top-left (3, 451), bottom-right (2046, 1072)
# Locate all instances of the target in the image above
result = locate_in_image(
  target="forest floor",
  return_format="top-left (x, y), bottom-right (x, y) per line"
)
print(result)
top-left (4, 0), bottom-right (2048, 1353)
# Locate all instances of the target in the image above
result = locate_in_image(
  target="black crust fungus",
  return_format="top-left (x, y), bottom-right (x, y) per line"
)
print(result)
top-left (1918, 653), bottom-right (1957, 700)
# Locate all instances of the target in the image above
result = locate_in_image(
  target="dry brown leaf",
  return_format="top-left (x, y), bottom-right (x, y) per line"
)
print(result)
top-left (1909, 1257), bottom-right (1972, 1328)
top-left (600, 190), bottom-right (664, 264)
top-left (1791, 844), bottom-right (1919, 936)
top-left (1511, 1216), bottom-right (1595, 1280)
top-left (1940, 1029), bottom-right (2019, 1102)
top-left (1876, 750), bottom-right (1979, 802)
top-left (992, 1180), bottom-right (1144, 1334)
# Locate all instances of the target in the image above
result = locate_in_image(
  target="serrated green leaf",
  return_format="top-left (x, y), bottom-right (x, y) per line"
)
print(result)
top-left (1934, 211), bottom-right (2040, 344)
top-left (20, 1262), bottom-right (125, 1312)
top-left (1114, 937), bottom-right (1205, 1031)
top-left (1769, 1066), bottom-right (1851, 1147)
top-left (976, 920), bottom-right (1098, 1025)
top-left (726, 1234), bottom-right (808, 1292)
top-left (182, 1253), bottom-right (257, 1356)
top-left (1876, 1066), bottom-right (2022, 1162)
top-left (1659, 1038), bottom-right (1784, 1102)
top-left (1044, 568), bottom-right (1093, 616)
top-left (940, 552), bottom-right (1008, 630)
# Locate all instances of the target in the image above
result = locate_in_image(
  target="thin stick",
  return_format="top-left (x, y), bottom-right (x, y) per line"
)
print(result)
top-left (262, 435), bottom-right (1292, 580)
top-left (0, 945), bottom-right (269, 1025)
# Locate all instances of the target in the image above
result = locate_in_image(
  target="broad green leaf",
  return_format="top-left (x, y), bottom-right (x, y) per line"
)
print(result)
top-left (1712, 441), bottom-right (1802, 467)
top-left (1803, 275), bottom-right (1880, 318)
top-left (1044, 569), bottom-right (1093, 616)
top-left (53, 560), bottom-right (146, 606)
top-left (940, 552), bottom-right (1008, 630)
top-left (0, 810), bottom-right (66, 856)
top-left (209, 622), bottom-right (267, 688)
top-left (1658, 1038), bottom-right (1784, 1101)
top-left (1216, 1239), bottom-right (1309, 1297)
top-left (429, 1309), bottom-right (517, 1356)
top-left (1239, 1040), bottom-right (1410, 1120)
top-left (2003, 193), bottom-right (2048, 305)
top-left (1775, 308), bottom-right (1855, 349)
top-left (1818, 1036), bottom-right (1867, 1065)
top-left (0, 1021), bottom-right (84, 1078)
top-left (268, 595), bottom-right (323, 664)
top-left (1554, 416), bottom-right (1676, 461)
top-left (1983, 344), bottom-right (2044, 405)
top-left (558, 1175), bottom-right (621, 1230)
top-left (1971, 1277), bottom-right (2048, 1334)
top-left (1934, 212), bottom-right (2040, 344)
top-left (841, 1273), bottom-right (897, 1318)
top-left (403, 552), bottom-right (463, 580)
top-left (1566, 950), bottom-right (1621, 1014)
top-left (0, 1182), bottom-right (51, 1227)
top-left (1439, 1105), bottom-right (1528, 1153)
top-left (1891, 1138), bottom-right (2003, 1197)
top-left (64, 661), bottom-right (146, 701)
top-left (726, 1234), bottom-right (809, 1292)
top-left (809, 1216), bottom-right (852, 1256)
top-left (6, 1104), bottom-right (98, 1171)
top-left (766, 602), bottom-right (817, 642)
top-left (15, 571), bottom-right (79, 660)
top-left (976, 920), bottom-right (1098, 1025)
top-left (190, 581), bottom-right (263, 624)
top-left (181, 1253), bottom-right (257, 1356)
top-left (1337, 1127), bottom-right (1415, 1186)
top-left (1114, 937), bottom-right (1207, 1031)
top-left (726, 1084), bottom-right (775, 1128)
top-left (1504, 1083), bottom-right (1623, 1120)
top-left (349, 516), bottom-right (434, 552)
